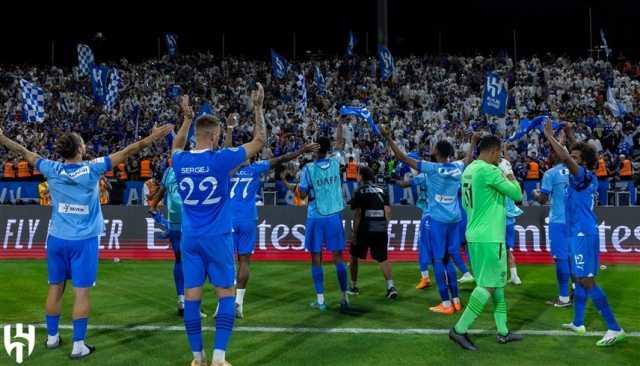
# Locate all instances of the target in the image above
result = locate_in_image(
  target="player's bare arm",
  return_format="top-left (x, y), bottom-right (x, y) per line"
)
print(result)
top-left (0, 126), bottom-right (41, 167)
top-left (242, 82), bottom-right (266, 158)
top-left (223, 112), bottom-right (239, 148)
top-left (463, 132), bottom-right (482, 166)
top-left (268, 143), bottom-right (320, 167)
top-left (110, 124), bottom-right (174, 167)
top-left (380, 125), bottom-right (419, 171)
top-left (544, 118), bottom-right (579, 175)
top-left (172, 95), bottom-right (194, 153)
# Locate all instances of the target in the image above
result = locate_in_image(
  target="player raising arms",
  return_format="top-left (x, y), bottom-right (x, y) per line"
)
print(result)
top-left (382, 127), bottom-right (479, 315)
top-left (226, 125), bottom-right (319, 319)
top-left (296, 117), bottom-right (348, 312)
top-left (543, 119), bottom-right (625, 347)
top-left (171, 85), bottom-right (266, 366)
top-left (0, 122), bottom-right (173, 360)
top-left (449, 135), bottom-right (523, 351)
top-left (532, 127), bottom-right (572, 307)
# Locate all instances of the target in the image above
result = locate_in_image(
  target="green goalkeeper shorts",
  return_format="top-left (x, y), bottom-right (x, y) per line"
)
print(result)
top-left (468, 242), bottom-right (507, 288)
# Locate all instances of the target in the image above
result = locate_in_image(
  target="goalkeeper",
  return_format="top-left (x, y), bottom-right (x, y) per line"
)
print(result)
top-left (449, 135), bottom-right (524, 351)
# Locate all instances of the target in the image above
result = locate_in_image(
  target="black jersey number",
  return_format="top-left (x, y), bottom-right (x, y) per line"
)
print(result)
top-left (462, 182), bottom-right (472, 209)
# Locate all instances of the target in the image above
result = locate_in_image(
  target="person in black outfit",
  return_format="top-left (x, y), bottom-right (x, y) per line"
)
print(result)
top-left (348, 166), bottom-right (397, 299)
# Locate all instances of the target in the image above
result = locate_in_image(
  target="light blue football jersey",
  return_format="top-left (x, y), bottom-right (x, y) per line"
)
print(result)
top-left (37, 156), bottom-right (111, 240)
top-left (541, 163), bottom-right (570, 224)
top-left (418, 160), bottom-right (464, 223)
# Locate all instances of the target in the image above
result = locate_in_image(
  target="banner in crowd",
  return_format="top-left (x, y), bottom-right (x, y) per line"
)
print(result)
top-left (1, 206), bottom-right (639, 264)
top-left (480, 71), bottom-right (508, 117)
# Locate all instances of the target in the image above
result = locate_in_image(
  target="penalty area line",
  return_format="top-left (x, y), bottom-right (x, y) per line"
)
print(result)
top-left (15, 324), bottom-right (639, 337)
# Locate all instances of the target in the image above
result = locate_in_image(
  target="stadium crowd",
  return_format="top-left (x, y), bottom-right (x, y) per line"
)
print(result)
top-left (1, 52), bottom-right (640, 205)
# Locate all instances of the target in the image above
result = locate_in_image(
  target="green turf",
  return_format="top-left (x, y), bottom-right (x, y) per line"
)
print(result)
top-left (0, 260), bottom-right (638, 365)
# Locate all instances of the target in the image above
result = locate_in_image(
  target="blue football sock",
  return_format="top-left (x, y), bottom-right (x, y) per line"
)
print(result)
top-left (556, 258), bottom-right (570, 298)
top-left (174, 260), bottom-right (184, 296)
top-left (445, 260), bottom-right (459, 298)
top-left (214, 296), bottom-right (235, 351)
top-left (589, 286), bottom-right (621, 331)
top-left (433, 259), bottom-right (450, 302)
top-left (573, 284), bottom-right (587, 327)
top-left (46, 314), bottom-right (60, 336)
top-left (311, 265), bottom-right (324, 294)
top-left (72, 318), bottom-right (88, 342)
top-left (335, 262), bottom-right (347, 292)
top-left (450, 247), bottom-right (468, 274)
top-left (184, 300), bottom-right (202, 353)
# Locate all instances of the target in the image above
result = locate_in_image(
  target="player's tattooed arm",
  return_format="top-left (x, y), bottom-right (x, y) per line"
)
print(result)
top-left (463, 132), bottom-right (482, 166)
top-left (223, 113), bottom-right (239, 148)
top-left (268, 143), bottom-right (320, 168)
top-left (544, 118), bottom-right (579, 175)
top-left (0, 127), bottom-right (41, 166)
top-left (149, 186), bottom-right (166, 212)
top-left (111, 124), bottom-right (174, 167)
top-left (380, 125), bottom-right (419, 171)
top-left (242, 82), bottom-right (266, 158)
top-left (563, 122), bottom-right (577, 147)
top-left (172, 95), bottom-right (195, 153)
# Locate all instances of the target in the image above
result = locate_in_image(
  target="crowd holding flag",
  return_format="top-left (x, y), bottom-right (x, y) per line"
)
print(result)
top-left (77, 44), bottom-right (95, 76)
top-left (480, 71), bottom-right (508, 117)
top-left (19, 79), bottom-right (45, 123)
top-left (606, 87), bottom-right (626, 118)
top-left (270, 49), bottom-right (289, 79)
top-left (91, 66), bottom-right (110, 105)
top-left (165, 33), bottom-right (177, 57)
top-left (378, 45), bottom-right (394, 81)
top-left (295, 72), bottom-right (308, 117)
top-left (600, 29), bottom-right (611, 59)
top-left (314, 65), bottom-right (326, 96)
top-left (508, 115), bottom-right (563, 141)
top-left (339, 105), bottom-right (380, 136)
top-left (346, 31), bottom-right (357, 56)
top-left (105, 69), bottom-right (121, 112)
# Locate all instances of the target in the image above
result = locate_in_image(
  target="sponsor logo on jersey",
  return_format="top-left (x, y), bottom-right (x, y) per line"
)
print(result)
top-left (58, 203), bottom-right (89, 215)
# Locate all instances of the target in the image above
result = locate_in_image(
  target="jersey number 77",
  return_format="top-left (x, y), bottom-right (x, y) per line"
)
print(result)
top-left (230, 177), bottom-right (254, 199)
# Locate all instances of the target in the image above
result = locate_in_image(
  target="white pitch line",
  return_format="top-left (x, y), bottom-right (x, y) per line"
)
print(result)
top-left (16, 324), bottom-right (638, 337)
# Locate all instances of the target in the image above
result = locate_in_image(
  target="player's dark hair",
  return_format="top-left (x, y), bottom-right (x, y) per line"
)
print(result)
top-left (477, 135), bottom-right (502, 153)
top-left (571, 142), bottom-right (597, 170)
top-left (435, 140), bottom-right (454, 158)
top-left (317, 136), bottom-right (331, 154)
top-left (55, 133), bottom-right (83, 159)
top-left (359, 166), bottom-right (375, 182)
top-left (195, 115), bottom-right (220, 134)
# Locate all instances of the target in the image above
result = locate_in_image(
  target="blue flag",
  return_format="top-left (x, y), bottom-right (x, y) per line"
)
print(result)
top-left (314, 65), bottom-right (326, 96)
top-left (508, 116), bottom-right (563, 141)
top-left (346, 31), bottom-right (357, 56)
top-left (295, 73), bottom-right (307, 118)
top-left (377, 45), bottom-right (394, 81)
top-left (77, 44), bottom-right (94, 76)
top-left (600, 29), bottom-right (611, 59)
top-left (19, 79), bottom-right (45, 123)
top-left (105, 69), bottom-right (120, 111)
top-left (606, 87), bottom-right (626, 118)
top-left (339, 106), bottom-right (380, 136)
top-left (91, 66), bottom-right (110, 105)
top-left (270, 49), bottom-right (289, 79)
top-left (165, 33), bottom-right (177, 57)
top-left (481, 72), bottom-right (508, 117)
top-left (188, 101), bottom-right (215, 147)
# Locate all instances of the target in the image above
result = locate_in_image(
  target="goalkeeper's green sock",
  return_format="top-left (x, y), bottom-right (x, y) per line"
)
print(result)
top-left (492, 287), bottom-right (509, 336)
top-left (454, 287), bottom-right (491, 334)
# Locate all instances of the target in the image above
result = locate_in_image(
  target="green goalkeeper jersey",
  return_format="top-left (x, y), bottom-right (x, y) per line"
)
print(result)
top-left (462, 160), bottom-right (523, 243)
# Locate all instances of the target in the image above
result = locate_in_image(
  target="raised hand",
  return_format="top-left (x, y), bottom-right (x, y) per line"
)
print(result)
top-left (543, 117), bottom-right (554, 137)
top-left (300, 142), bottom-right (321, 154)
top-left (148, 124), bottom-right (175, 142)
top-left (251, 82), bottom-right (264, 109)
top-left (226, 112), bottom-right (239, 128)
top-left (180, 95), bottom-right (194, 120)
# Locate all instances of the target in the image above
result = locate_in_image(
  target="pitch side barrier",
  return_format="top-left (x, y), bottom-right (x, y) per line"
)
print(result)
top-left (1, 206), bottom-right (639, 263)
